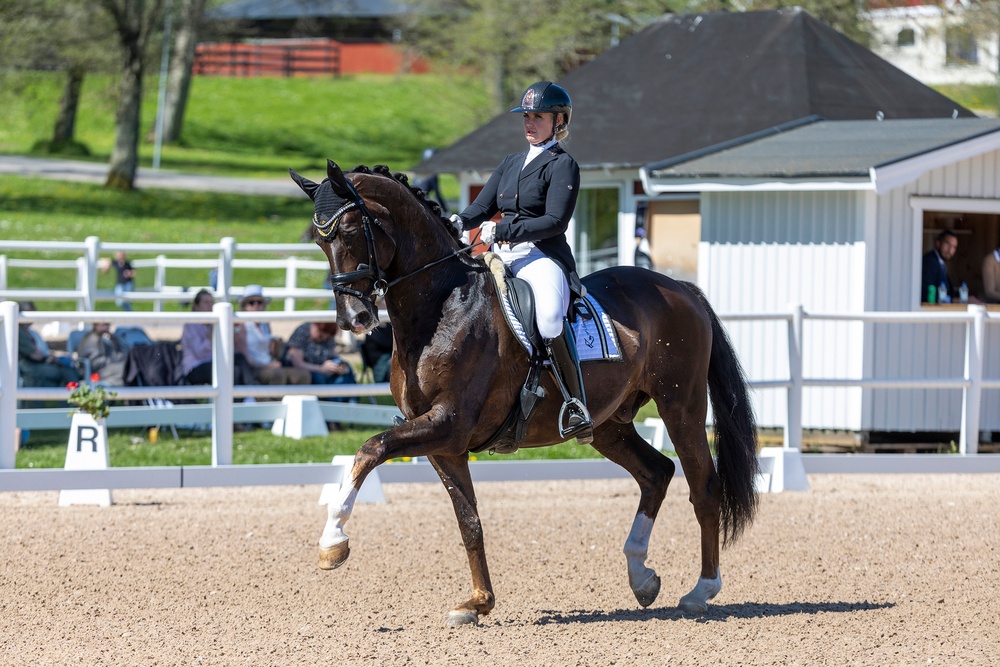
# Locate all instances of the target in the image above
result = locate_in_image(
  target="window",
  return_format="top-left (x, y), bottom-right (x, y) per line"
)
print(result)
top-left (897, 28), bottom-right (915, 47)
top-left (945, 27), bottom-right (978, 65)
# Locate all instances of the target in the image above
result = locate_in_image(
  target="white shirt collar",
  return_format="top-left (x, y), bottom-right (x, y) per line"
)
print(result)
top-left (523, 138), bottom-right (558, 170)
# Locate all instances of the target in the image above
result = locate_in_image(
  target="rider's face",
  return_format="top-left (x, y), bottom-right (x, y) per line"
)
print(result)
top-left (523, 112), bottom-right (556, 145)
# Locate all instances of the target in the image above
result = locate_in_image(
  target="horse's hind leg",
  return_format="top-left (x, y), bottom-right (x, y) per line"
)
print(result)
top-left (427, 453), bottom-right (496, 627)
top-left (658, 397), bottom-right (723, 613)
top-left (590, 421), bottom-right (676, 608)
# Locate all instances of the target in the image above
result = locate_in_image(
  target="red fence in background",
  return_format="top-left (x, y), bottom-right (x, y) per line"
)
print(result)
top-left (193, 39), bottom-right (429, 77)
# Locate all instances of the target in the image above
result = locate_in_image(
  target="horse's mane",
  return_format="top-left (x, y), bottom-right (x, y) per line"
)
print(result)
top-left (350, 164), bottom-right (464, 245)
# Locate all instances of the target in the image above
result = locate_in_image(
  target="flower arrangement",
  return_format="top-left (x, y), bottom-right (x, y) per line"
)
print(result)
top-left (66, 374), bottom-right (118, 421)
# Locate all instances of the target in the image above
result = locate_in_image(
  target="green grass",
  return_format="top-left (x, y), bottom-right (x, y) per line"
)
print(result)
top-left (0, 71), bottom-right (492, 177)
top-left (932, 83), bottom-right (1000, 116)
top-left (15, 425), bottom-right (612, 468)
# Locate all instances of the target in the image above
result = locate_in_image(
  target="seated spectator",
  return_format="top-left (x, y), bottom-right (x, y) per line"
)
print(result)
top-left (17, 301), bottom-right (81, 387)
top-left (77, 322), bottom-right (128, 386)
top-left (181, 289), bottom-right (255, 386)
top-left (285, 321), bottom-right (358, 401)
top-left (236, 285), bottom-right (309, 385)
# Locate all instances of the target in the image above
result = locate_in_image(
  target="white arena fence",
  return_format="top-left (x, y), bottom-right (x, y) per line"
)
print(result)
top-left (0, 237), bottom-right (332, 312)
top-left (3, 301), bottom-right (1000, 494)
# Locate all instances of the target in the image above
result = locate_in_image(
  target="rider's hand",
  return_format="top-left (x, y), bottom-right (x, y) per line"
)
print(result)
top-left (449, 214), bottom-right (463, 233)
top-left (479, 221), bottom-right (496, 246)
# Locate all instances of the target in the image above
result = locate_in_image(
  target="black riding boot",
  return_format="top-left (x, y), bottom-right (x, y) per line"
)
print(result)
top-left (545, 321), bottom-right (594, 445)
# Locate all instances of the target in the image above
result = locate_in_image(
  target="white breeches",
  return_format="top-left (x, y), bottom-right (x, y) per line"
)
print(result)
top-left (497, 244), bottom-right (570, 339)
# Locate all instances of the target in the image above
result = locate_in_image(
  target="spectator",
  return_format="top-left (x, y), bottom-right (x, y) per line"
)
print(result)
top-left (921, 230), bottom-right (958, 302)
top-left (108, 251), bottom-right (136, 311)
top-left (77, 322), bottom-right (127, 386)
top-left (236, 285), bottom-right (309, 385)
top-left (16, 302), bottom-right (81, 387)
top-left (181, 289), bottom-right (255, 386)
top-left (285, 321), bottom-right (358, 401)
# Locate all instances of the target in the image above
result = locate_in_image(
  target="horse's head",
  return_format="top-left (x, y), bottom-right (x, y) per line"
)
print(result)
top-left (290, 160), bottom-right (392, 333)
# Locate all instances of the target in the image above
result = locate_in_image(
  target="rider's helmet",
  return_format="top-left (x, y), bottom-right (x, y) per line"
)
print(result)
top-left (510, 81), bottom-right (572, 138)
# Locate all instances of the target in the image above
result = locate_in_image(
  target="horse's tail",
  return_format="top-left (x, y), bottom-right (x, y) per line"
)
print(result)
top-left (683, 281), bottom-right (760, 546)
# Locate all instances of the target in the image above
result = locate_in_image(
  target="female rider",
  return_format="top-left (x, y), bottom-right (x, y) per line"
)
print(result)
top-left (450, 81), bottom-right (593, 444)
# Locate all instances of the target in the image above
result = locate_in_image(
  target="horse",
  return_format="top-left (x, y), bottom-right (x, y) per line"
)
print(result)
top-left (289, 160), bottom-right (760, 627)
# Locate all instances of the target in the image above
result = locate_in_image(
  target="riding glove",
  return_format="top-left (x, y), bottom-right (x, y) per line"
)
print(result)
top-left (449, 213), bottom-right (463, 233)
top-left (479, 221), bottom-right (496, 246)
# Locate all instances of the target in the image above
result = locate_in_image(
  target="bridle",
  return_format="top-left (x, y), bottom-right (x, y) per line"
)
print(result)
top-left (315, 177), bottom-right (483, 308)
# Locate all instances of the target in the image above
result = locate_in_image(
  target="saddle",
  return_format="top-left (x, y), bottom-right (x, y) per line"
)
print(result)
top-left (470, 253), bottom-right (621, 455)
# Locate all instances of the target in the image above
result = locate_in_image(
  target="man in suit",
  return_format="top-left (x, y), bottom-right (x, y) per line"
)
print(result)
top-left (921, 230), bottom-right (958, 302)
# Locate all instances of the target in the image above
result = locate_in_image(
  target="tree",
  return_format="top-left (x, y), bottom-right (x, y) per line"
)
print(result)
top-left (99, 0), bottom-right (166, 191)
top-left (402, 0), bottom-right (681, 113)
top-left (162, 0), bottom-right (208, 143)
top-left (0, 0), bottom-right (117, 154)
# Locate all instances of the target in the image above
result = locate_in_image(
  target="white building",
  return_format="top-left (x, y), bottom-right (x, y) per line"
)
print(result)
top-left (867, 0), bottom-right (1000, 89)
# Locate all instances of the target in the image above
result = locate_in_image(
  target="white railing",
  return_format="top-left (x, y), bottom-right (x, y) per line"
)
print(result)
top-left (0, 301), bottom-right (394, 470)
top-left (0, 237), bottom-right (330, 311)
top-left (2, 301), bottom-right (999, 480)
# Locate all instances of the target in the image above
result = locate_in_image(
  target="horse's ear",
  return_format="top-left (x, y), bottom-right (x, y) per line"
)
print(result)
top-left (289, 169), bottom-right (320, 200)
top-left (326, 159), bottom-right (352, 198)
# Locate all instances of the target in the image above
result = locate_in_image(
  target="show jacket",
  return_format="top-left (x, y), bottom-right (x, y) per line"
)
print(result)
top-left (459, 144), bottom-right (582, 292)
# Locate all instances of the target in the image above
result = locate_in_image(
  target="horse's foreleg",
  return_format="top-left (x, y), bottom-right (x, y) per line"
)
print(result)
top-left (427, 454), bottom-right (495, 627)
top-left (591, 422), bottom-right (675, 608)
top-left (318, 410), bottom-right (466, 571)
top-left (663, 401), bottom-right (723, 614)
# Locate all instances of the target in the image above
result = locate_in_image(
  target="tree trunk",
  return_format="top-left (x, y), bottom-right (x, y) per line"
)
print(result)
top-left (53, 65), bottom-right (85, 145)
top-left (106, 35), bottom-right (144, 191)
top-left (162, 0), bottom-right (205, 143)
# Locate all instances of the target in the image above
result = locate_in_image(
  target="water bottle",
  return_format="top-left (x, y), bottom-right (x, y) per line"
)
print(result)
top-left (939, 282), bottom-right (950, 303)
top-left (959, 282), bottom-right (969, 304)
top-left (927, 284), bottom-right (937, 304)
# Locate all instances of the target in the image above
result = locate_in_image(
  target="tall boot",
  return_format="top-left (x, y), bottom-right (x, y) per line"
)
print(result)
top-left (545, 320), bottom-right (594, 445)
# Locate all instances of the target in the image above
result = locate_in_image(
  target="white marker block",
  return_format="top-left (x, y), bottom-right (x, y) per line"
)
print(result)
top-left (59, 413), bottom-right (113, 507)
top-left (271, 395), bottom-right (328, 439)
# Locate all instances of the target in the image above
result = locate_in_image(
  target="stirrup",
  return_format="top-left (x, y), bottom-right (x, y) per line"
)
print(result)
top-left (558, 398), bottom-right (594, 444)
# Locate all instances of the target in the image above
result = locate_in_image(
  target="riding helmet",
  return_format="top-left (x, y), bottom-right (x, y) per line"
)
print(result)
top-left (510, 81), bottom-right (572, 126)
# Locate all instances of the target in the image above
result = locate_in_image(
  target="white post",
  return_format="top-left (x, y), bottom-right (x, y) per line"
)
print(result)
top-left (285, 256), bottom-right (298, 312)
top-left (0, 300), bottom-right (20, 469)
top-left (212, 301), bottom-right (234, 466)
top-left (960, 304), bottom-right (986, 455)
top-left (0, 255), bottom-right (7, 290)
top-left (154, 255), bottom-right (167, 312)
top-left (75, 257), bottom-right (88, 311)
top-left (83, 236), bottom-right (101, 311)
top-left (785, 303), bottom-right (804, 450)
top-left (218, 237), bottom-right (235, 304)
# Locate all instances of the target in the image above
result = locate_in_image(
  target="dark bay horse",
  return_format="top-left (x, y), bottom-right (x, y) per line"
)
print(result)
top-left (290, 160), bottom-right (760, 626)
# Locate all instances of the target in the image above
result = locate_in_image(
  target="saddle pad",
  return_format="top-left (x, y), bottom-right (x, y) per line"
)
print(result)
top-left (499, 289), bottom-right (621, 363)
top-left (571, 293), bottom-right (622, 362)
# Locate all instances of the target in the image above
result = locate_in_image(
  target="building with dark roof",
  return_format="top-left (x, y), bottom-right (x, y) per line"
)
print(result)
top-left (418, 8), bottom-right (975, 277)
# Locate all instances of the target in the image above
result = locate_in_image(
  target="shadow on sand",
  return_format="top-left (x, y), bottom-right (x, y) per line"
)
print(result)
top-left (534, 600), bottom-right (895, 625)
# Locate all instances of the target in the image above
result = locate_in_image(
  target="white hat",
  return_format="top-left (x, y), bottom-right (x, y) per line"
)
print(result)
top-left (239, 284), bottom-right (270, 307)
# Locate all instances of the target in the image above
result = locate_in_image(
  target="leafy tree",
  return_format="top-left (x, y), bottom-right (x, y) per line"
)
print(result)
top-left (401, 0), bottom-right (682, 113)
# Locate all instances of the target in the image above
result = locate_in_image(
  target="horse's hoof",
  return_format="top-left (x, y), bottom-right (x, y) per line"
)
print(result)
top-left (318, 540), bottom-right (350, 570)
top-left (678, 592), bottom-right (709, 614)
top-left (632, 572), bottom-right (661, 608)
top-left (446, 610), bottom-right (479, 627)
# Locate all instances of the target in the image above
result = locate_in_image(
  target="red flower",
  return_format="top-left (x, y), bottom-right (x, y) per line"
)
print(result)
top-left (90, 373), bottom-right (101, 383)
top-left (66, 381), bottom-right (79, 390)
